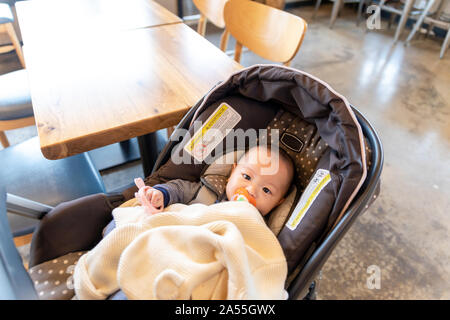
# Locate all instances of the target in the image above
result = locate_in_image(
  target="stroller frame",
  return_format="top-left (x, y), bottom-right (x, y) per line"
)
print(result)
top-left (149, 95), bottom-right (383, 299)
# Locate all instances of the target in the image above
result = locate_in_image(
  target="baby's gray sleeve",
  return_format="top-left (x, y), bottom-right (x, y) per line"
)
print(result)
top-left (153, 179), bottom-right (202, 206)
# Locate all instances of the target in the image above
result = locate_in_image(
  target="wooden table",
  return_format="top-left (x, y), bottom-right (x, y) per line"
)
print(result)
top-left (16, 0), bottom-right (242, 174)
top-left (16, 0), bottom-right (182, 39)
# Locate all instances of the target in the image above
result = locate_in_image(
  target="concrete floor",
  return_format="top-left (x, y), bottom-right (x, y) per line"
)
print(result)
top-left (288, 5), bottom-right (450, 300)
top-left (1, 3), bottom-right (449, 300)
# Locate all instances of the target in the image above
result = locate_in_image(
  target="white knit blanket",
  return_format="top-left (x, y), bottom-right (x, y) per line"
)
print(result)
top-left (73, 201), bottom-right (288, 300)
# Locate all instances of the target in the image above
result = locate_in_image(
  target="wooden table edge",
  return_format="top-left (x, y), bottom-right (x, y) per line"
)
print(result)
top-left (15, 0), bottom-right (183, 32)
top-left (39, 108), bottom-right (190, 160)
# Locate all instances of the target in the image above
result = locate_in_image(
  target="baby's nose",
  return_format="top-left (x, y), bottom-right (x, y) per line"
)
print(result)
top-left (246, 185), bottom-right (256, 197)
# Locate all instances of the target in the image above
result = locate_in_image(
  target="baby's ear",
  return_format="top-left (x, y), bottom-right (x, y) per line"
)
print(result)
top-left (232, 163), bottom-right (237, 169)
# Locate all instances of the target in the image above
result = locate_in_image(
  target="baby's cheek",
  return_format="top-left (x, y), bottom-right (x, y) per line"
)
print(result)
top-left (254, 199), bottom-right (266, 215)
top-left (225, 182), bottom-right (234, 200)
top-left (259, 199), bottom-right (277, 216)
top-left (226, 176), bottom-right (238, 191)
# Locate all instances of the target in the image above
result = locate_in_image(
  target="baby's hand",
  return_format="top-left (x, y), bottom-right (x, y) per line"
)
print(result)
top-left (134, 178), bottom-right (163, 215)
top-left (144, 188), bottom-right (164, 210)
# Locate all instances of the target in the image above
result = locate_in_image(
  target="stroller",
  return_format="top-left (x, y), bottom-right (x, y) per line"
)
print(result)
top-left (2, 65), bottom-right (383, 300)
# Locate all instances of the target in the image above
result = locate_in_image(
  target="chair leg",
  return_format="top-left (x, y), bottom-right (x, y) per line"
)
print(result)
top-left (405, 0), bottom-right (437, 45)
top-left (329, 0), bottom-right (343, 28)
top-left (219, 29), bottom-right (230, 52)
top-left (197, 14), bottom-right (207, 36)
top-left (356, 0), bottom-right (367, 26)
top-left (426, 0), bottom-right (445, 38)
top-left (440, 28), bottom-right (450, 59)
top-left (312, 0), bottom-right (322, 19)
top-left (393, 0), bottom-right (415, 43)
top-left (338, 0), bottom-right (345, 16)
top-left (234, 42), bottom-right (243, 63)
top-left (426, 22), bottom-right (435, 38)
top-left (0, 131), bottom-right (10, 148)
top-left (4, 22), bottom-right (25, 68)
top-left (387, 12), bottom-right (396, 30)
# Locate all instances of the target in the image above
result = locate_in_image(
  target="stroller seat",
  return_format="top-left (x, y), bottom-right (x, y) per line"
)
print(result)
top-left (22, 65), bottom-right (383, 300)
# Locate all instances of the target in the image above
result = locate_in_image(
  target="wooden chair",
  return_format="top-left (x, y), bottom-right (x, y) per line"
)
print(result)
top-left (223, 0), bottom-right (307, 66)
top-left (0, 3), bottom-right (25, 68)
top-left (0, 69), bottom-right (34, 149)
top-left (0, 3), bottom-right (31, 149)
top-left (193, 0), bottom-right (230, 51)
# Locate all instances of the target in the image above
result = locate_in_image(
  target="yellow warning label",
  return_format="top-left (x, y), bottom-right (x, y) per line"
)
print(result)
top-left (184, 102), bottom-right (241, 162)
top-left (186, 103), bottom-right (228, 152)
top-left (286, 169), bottom-right (331, 230)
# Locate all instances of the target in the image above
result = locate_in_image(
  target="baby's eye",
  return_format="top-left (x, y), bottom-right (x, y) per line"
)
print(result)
top-left (242, 173), bottom-right (251, 180)
top-left (263, 187), bottom-right (271, 194)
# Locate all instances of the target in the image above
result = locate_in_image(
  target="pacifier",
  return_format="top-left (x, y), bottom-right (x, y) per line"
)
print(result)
top-left (231, 187), bottom-right (256, 207)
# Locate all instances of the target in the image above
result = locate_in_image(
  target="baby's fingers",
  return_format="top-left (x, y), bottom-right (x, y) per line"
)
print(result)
top-left (150, 190), bottom-right (163, 208)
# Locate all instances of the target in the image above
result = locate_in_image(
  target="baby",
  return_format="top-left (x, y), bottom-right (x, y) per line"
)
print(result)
top-left (140, 145), bottom-right (294, 216)
top-left (91, 145), bottom-right (294, 299)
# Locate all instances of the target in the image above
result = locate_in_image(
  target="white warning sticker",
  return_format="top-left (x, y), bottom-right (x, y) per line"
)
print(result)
top-left (286, 169), bottom-right (332, 230)
top-left (184, 102), bottom-right (241, 162)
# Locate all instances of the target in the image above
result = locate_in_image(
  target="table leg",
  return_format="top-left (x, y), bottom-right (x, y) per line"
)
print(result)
top-left (405, 0), bottom-right (437, 44)
top-left (87, 138), bottom-right (141, 171)
top-left (394, 0), bottom-right (414, 43)
top-left (137, 130), bottom-right (168, 178)
top-left (177, 0), bottom-right (183, 18)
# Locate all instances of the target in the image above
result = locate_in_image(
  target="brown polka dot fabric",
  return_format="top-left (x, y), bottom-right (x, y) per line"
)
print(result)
top-left (259, 109), bottom-right (328, 191)
top-left (202, 175), bottom-right (228, 197)
top-left (200, 152), bottom-right (242, 198)
top-left (28, 251), bottom-right (86, 300)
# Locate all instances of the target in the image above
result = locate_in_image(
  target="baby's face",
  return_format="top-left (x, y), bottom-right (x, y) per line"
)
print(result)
top-left (226, 147), bottom-right (293, 216)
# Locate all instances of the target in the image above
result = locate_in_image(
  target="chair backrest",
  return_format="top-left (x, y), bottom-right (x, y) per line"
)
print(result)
top-left (193, 0), bottom-right (231, 50)
top-left (223, 0), bottom-right (307, 66)
top-left (193, 0), bottom-right (228, 29)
